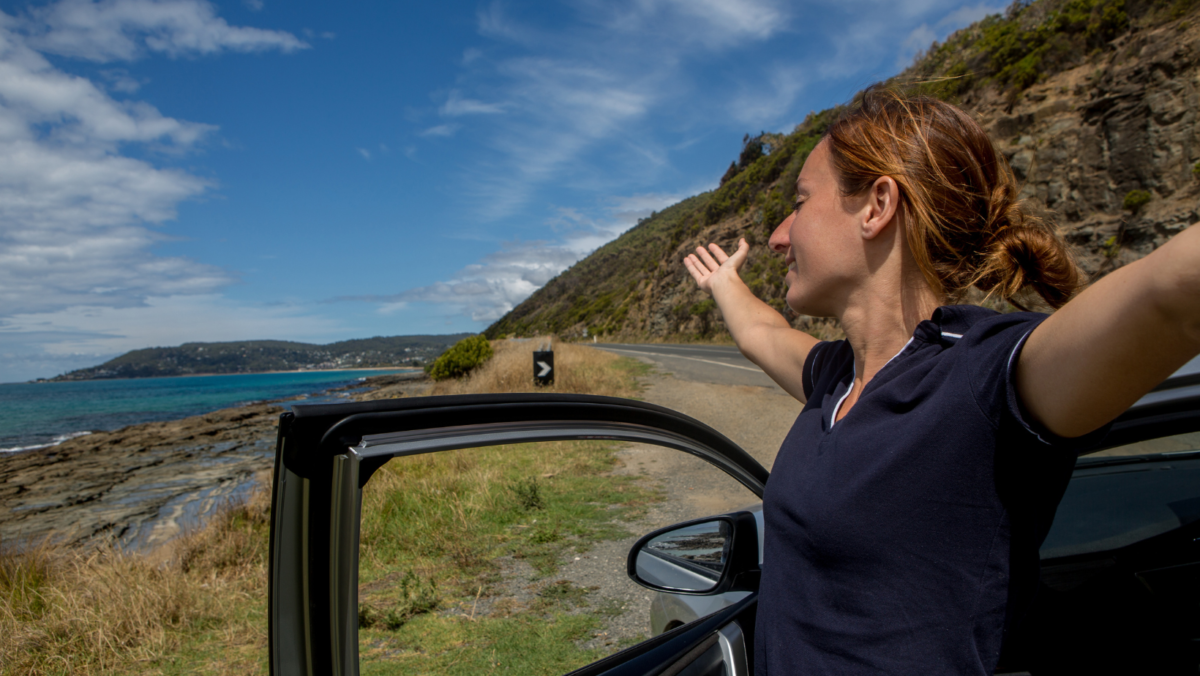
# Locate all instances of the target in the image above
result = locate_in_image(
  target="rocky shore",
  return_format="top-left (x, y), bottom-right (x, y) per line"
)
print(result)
top-left (0, 372), bottom-right (430, 552)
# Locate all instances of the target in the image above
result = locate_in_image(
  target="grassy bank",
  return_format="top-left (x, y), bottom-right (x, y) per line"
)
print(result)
top-left (1, 339), bottom-right (659, 675)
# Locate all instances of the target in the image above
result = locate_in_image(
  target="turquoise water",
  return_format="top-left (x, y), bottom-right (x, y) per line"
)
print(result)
top-left (0, 369), bottom-right (412, 453)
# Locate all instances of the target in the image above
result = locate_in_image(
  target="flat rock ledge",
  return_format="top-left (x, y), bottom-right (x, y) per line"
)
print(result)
top-left (0, 372), bottom-right (430, 552)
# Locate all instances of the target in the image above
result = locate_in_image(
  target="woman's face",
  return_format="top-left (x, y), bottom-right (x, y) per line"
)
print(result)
top-left (767, 139), bottom-right (866, 317)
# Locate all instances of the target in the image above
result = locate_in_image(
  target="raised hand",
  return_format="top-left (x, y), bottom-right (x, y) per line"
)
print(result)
top-left (684, 238), bottom-right (750, 294)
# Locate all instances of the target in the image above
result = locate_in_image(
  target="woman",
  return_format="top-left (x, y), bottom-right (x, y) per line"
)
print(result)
top-left (684, 87), bottom-right (1200, 674)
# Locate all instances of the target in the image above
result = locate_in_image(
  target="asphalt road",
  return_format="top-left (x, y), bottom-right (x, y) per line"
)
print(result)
top-left (591, 343), bottom-right (784, 391)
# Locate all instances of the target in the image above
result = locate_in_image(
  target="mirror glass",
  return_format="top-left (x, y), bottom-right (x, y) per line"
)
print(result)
top-left (634, 519), bottom-right (730, 593)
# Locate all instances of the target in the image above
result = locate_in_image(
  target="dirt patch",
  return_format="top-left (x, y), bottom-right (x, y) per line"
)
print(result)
top-left (486, 369), bottom-right (801, 650)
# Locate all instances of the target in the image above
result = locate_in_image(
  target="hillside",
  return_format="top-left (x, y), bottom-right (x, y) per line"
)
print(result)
top-left (486, 0), bottom-right (1200, 341)
top-left (47, 334), bottom-right (472, 381)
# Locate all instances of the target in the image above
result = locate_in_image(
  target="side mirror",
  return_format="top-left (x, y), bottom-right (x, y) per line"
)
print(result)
top-left (627, 511), bottom-right (760, 596)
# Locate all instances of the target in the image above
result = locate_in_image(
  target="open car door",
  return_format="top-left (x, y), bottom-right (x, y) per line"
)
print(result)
top-left (267, 393), bottom-right (768, 676)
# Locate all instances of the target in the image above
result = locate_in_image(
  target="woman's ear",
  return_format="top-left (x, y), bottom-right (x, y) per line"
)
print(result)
top-left (861, 175), bottom-right (900, 240)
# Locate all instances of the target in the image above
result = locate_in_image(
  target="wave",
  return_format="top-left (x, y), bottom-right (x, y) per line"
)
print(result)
top-left (0, 430), bottom-right (92, 454)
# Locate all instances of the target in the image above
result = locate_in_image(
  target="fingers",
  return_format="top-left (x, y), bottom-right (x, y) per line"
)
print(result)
top-left (708, 243), bottom-right (730, 264)
top-left (695, 246), bottom-right (720, 271)
top-left (684, 255), bottom-right (708, 286)
top-left (727, 238), bottom-right (750, 267)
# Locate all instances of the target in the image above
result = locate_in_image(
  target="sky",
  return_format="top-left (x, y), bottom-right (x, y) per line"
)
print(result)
top-left (0, 0), bottom-right (1003, 383)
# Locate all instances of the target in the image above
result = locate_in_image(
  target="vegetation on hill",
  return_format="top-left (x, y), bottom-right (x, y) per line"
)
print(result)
top-left (487, 0), bottom-right (1200, 342)
top-left (48, 334), bottom-right (473, 381)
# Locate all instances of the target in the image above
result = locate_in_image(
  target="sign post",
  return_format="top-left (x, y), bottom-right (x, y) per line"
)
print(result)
top-left (534, 345), bottom-right (554, 386)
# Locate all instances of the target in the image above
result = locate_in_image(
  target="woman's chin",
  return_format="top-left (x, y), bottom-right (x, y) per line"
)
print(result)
top-left (785, 290), bottom-right (830, 318)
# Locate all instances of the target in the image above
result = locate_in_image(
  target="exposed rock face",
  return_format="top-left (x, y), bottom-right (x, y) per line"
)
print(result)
top-left (967, 19), bottom-right (1200, 277)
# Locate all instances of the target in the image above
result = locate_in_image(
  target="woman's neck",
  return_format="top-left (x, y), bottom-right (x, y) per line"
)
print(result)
top-left (834, 275), bottom-right (942, 420)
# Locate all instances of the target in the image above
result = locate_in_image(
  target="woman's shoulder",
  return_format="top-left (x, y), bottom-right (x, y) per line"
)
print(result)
top-left (925, 305), bottom-right (1049, 366)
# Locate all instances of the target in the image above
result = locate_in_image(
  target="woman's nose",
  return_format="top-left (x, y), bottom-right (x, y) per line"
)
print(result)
top-left (768, 212), bottom-right (793, 253)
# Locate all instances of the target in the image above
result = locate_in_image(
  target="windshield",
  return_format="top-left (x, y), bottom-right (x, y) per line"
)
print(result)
top-left (1041, 431), bottom-right (1200, 559)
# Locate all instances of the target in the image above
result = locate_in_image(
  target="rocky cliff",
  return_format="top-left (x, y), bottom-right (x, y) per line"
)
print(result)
top-left (487, 0), bottom-right (1200, 341)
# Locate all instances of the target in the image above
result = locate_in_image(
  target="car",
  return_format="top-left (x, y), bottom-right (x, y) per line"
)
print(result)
top-left (267, 361), bottom-right (1200, 675)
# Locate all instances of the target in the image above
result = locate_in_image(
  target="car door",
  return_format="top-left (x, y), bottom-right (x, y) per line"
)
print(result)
top-left (267, 392), bottom-right (768, 676)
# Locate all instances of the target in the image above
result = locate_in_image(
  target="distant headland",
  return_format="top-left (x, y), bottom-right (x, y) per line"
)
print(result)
top-left (40, 334), bottom-right (472, 382)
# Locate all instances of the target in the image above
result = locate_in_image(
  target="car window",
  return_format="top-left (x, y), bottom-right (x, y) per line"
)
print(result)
top-left (1086, 429), bottom-right (1200, 457)
top-left (355, 438), bottom-right (759, 674)
top-left (1041, 432), bottom-right (1200, 560)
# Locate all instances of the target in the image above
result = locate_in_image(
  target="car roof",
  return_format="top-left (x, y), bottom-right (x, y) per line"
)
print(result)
top-left (1130, 353), bottom-right (1200, 411)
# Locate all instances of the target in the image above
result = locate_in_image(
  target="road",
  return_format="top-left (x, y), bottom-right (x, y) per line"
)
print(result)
top-left (591, 343), bottom-right (784, 391)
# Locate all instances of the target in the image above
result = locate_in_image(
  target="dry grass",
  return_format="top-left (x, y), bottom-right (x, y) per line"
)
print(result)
top-left (430, 337), bottom-right (644, 398)
top-left (0, 474), bottom-right (272, 676)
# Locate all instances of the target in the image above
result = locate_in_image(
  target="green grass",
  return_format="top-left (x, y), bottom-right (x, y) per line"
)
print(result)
top-left (359, 610), bottom-right (612, 675)
top-left (354, 439), bottom-right (662, 674)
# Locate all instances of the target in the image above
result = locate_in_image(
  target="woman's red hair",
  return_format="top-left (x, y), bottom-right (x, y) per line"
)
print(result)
top-left (824, 86), bottom-right (1082, 309)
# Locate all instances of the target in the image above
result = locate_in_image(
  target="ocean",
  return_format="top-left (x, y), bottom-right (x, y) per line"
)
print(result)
top-left (0, 369), bottom-right (413, 453)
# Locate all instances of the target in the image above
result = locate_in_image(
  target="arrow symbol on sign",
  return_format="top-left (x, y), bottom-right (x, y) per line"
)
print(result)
top-left (537, 361), bottom-right (552, 377)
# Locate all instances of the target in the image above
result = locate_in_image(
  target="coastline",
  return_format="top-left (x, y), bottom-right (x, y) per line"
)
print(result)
top-left (33, 365), bottom-right (422, 384)
top-left (0, 371), bottom-right (430, 552)
top-left (1, 367), bottom-right (422, 455)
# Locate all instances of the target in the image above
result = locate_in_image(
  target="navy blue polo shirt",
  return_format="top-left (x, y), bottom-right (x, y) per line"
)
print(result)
top-left (754, 305), bottom-right (1108, 675)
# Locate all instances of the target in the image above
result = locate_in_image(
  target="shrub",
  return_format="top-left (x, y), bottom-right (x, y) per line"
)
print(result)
top-left (689, 299), bottom-right (717, 316)
top-left (1122, 189), bottom-right (1151, 211)
top-left (510, 476), bottom-right (544, 511)
top-left (426, 334), bottom-right (494, 381)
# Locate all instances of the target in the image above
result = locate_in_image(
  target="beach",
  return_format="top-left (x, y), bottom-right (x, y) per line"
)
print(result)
top-left (0, 372), bottom-right (430, 553)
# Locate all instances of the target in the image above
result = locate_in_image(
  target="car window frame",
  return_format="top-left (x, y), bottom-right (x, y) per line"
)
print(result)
top-left (267, 393), bottom-right (769, 676)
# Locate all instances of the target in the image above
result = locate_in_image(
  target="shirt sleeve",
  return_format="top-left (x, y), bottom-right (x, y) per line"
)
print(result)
top-left (963, 312), bottom-right (1112, 453)
top-left (801, 341), bottom-right (828, 401)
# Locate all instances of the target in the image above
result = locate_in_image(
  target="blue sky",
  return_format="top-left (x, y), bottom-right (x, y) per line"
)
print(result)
top-left (0, 0), bottom-right (1001, 383)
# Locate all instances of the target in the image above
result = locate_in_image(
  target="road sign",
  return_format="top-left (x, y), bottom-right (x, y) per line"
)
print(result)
top-left (534, 350), bottom-right (554, 386)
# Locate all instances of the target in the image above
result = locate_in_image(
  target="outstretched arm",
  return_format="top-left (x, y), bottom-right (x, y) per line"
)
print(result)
top-left (1017, 223), bottom-right (1200, 438)
top-left (685, 238), bottom-right (819, 403)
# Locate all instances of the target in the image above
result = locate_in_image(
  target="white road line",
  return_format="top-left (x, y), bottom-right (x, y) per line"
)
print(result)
top-left (597, 347), bottom-right (762, 373)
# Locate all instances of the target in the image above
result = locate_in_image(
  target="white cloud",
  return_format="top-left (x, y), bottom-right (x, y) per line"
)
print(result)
top-left (936, 2), bottom-right (1002, 28)
top-left (394, 242), bottom-right (581, 322)
top-left (23, 0), bottom-right (309, 62)
top-left (347, 192), bottom-right (682, 323)
top-left (727, 65), bottom-right (807, 127)
top-left (243, 0), bottom-right (264, 11)
top-left (0, 2), bottom-right (305, 322)
top-left (99, 67), bottom-right (141, 92)
top-left (420, 123), bottom-right (458, 137)
top-left (624, 0), bottom-right (788, 44)
top-left (423, 0), bottom-right (798, 220)
top-left (898, 24), bottom-right (938, 69)
top-left (440, 89), bottom-right (506, 116)
top-left (356, 147), bottom-right (370, 160)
